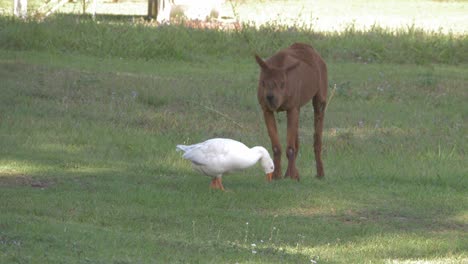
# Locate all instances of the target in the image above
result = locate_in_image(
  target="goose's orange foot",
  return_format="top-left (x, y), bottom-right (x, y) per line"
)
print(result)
top-left (210, 177), bottom-right (225, 191)
top-left (216, 177), bottom-right (225, 191)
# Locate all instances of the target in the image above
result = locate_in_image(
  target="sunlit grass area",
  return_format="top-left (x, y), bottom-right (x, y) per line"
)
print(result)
top-left (1, 0), bottom-right (467, 34)
top-left (230, 0), bottom-right (468, 34)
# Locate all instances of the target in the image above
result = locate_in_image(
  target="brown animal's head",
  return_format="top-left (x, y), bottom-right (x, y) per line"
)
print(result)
top-left (255, 54), bottom-right (300, 111)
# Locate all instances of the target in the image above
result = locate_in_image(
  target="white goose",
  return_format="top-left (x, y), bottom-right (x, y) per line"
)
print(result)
top-left (176, 138), bottom-right (274, 191)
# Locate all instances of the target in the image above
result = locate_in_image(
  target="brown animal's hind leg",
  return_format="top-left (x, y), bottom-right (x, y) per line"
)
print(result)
top-left (313, 96), bottom-right (326, 178)
top-left (285, 108), bottom-right (300, 180)
top-left (295, 133), bottom-right (299, 159)
top-left (263, 110), bottom-right (282, 180)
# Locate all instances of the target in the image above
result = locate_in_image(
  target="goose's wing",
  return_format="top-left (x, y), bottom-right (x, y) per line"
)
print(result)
top-left (179, 139), bottom-right (229, 166)
top-left (178, 139), bottom-right (254, 175)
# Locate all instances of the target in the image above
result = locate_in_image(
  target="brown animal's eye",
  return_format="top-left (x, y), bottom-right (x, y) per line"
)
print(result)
top-left (261, 80), bottom-right (265, 87)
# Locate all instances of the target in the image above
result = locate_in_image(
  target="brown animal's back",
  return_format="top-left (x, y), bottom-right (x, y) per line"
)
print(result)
top-left (282, 43), bottom-right (328, 103)
top-left (265, 43), bottom-right (326, 74)
top-left (285, 43), bottom-right (325, 69)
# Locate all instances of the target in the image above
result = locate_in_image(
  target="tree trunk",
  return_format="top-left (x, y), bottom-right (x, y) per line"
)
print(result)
top-left (147, 0), bottom-right (172, 22)
top-left (14, 0), bottom-right (28, 19)
top-left (147, 0), bottom-right (157, 19)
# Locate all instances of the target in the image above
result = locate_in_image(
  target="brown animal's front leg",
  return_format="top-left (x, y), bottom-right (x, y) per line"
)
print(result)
top-left (285, 108), bottom-right (300, 180)
top-left (263, 110), bottom-right (282, 180)
top-left (313, 96), bottom-right (326, 178)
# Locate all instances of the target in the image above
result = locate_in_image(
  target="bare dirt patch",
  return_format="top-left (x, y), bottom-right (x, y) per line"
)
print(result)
top-left (0, 172), bottom-right (54, 189)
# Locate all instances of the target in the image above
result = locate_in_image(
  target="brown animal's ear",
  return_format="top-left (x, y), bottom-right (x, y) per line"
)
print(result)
top-left (285, 61), bottom-right (300, 72)
top-left (255, 54), bottom-right (269, 70)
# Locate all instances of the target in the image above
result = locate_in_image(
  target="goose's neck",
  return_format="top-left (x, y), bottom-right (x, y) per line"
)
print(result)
top-left (251, 146), bottom-right (270, 162)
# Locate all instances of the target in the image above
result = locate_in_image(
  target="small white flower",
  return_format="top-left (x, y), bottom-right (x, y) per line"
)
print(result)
top-left (251, 250), bottom-right (257, 254)
top-left (311, 260), bottom-right (317, 264)
top-left (246, 222), bottom-right (249, 225)
top-left (260, 240), bottom-right (264, 243)
top-left (251, 243), bottom-right (256, 247)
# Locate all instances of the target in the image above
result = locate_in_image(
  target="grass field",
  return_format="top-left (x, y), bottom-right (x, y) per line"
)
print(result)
top-left (1, 1), bottom-right (467, 263)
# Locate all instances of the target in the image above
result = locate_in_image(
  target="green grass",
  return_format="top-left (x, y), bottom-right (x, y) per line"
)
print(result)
top-left (0, 15), bottom-right (467, 65)
top-left (1, 50), bottom-right (466, 263)
top-left (1, 9), bottom-right (467, 264)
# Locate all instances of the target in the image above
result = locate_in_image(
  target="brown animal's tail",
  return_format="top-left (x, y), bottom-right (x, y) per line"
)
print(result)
top-left (324, 84), bottom-right (337, 113)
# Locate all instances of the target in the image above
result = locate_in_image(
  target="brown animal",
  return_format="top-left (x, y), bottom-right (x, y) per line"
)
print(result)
top-left (255, 43), bottom-right (327, 180)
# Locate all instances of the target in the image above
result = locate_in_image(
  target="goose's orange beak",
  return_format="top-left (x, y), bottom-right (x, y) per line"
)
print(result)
top-left (266, 172), bottom-right (273, 182)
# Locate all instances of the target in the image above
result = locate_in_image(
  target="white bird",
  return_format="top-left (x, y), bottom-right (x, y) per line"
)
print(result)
top-left (176, 138), bottom-right (274, 191)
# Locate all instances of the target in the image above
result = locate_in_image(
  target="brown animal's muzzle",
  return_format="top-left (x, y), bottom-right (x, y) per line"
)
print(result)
top-left (266, 94), bottom-right (274, 103)
top-left (265, 94), bottom-right (276, 110)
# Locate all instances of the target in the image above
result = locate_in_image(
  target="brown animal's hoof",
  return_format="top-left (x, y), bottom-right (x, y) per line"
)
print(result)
top-left (316, 173), bottom-right (325, 179)
top-left (272, 170), bottom-right (283, 180)
top-left (284, 168), bottom-right (299, 181)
